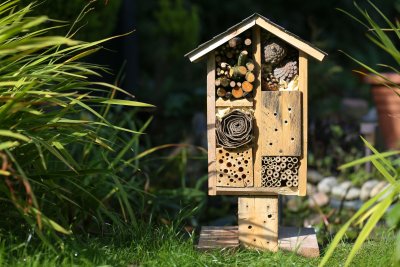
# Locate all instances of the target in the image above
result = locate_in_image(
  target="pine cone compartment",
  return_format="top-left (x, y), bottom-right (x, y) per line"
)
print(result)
top-left (264, 39), bottom-right (287, 65)
top-left (273, 59), bottom-right (298, 82)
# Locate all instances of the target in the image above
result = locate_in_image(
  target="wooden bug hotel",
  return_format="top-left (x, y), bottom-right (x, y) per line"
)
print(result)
top-left (186, 14), bottom-right (326, 257)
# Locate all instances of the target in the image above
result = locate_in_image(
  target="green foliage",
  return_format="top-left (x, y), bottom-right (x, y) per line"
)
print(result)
top-left (19, 0), bottom-right (122, 41)
top-left (0, 222), bottom-right (396, 266)
top-left (338, 0), bottom-right (400, 90)
top-left (0, 0), bottom-right (154, 246)
top-left (320, 139), bottom-right (400, 266)
top-left (320, 2), bottom-right (400, 266)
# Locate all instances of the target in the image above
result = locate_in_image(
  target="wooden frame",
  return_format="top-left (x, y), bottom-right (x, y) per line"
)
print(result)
top-left (204, 24), bottom-right (315, 196)
top-left (188, 13), bottom-right (326, 254)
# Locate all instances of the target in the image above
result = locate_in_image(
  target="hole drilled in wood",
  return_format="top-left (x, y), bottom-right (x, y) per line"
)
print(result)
top-left (248, 225), bottom-right (252, 229)
top-left (216, 147), bottom-right (253, 187)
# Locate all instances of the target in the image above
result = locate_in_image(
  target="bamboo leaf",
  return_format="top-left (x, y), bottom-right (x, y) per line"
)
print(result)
top-left (100, 99), bottom-right (155, 108)
top-left (338, 150), bottom-right (400, 170)
top-left (0, 130), bottom-right (30, 142)
top-left (345, 192), bottom-right (394, 266)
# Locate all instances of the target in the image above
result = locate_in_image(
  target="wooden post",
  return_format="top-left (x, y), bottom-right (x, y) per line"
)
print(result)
top-left (238, 196), bottom-right (279, 251)
top-left (298, 52), bottom-right (308, 196)
top-left (207, 52), bottom-right (216, 195)
top-left (252, 25), bottom-right (263, 187)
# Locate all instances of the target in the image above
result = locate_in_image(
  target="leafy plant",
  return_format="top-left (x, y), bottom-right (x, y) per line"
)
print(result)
top-left (320, 2), bottom-right (400, 265)
top-left (0, 0), bottom-right (154, 247)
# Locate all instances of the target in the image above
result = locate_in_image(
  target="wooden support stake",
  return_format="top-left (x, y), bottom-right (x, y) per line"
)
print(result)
top-left (253, 25), bottom-right (263, 187)
top-left (298, 52), bottom-right (308, 196)
top-left (238, 196), bottom-right (278, 251)
top-left (207, 52), bottom-right (216, 195)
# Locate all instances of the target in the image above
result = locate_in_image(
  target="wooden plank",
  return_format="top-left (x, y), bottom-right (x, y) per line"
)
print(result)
top-left (216, 186), bottom-right (298, 195)
top-left (261, 92), bottom-right (281, 155)
top-left (207, 52), bottom-right (216, 195)
top-left (238, 196), bottom-right (278, 251)
top-left (255, 18), bottom-right (325, 61)
top-left (252, 25), bottom-right (263, 188)
top-left (197, 226), bottom-right (239, 250)
top-left (216, 147), bottom-right (253, 187)
top-left (188, 20), bottom-right (256, 62)
top-left (298, 52), bottom-right (308, 196)
top-left (197, 226), bottom-right (320, 258)
top-left (215, 97), bottom-right (253, 107)
top-left (261, 91), bottom-right (301, 156)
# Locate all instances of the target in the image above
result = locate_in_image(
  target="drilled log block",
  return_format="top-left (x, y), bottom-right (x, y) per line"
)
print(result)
top-left (216, 147), bottom-right (253, 187)
top-left (261, 91), bottom-right (302, 156)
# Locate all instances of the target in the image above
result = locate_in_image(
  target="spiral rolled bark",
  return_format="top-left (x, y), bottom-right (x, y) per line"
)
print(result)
top-left (216, 110), bottom-right (253, 149)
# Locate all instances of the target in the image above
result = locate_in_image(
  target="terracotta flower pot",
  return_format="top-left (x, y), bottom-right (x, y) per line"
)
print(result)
top-left (364, 73), bottom-right (400, 149)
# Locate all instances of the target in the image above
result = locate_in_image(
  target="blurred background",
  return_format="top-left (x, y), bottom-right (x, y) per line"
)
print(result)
top-left (19, 0), bottom-right (400, 237)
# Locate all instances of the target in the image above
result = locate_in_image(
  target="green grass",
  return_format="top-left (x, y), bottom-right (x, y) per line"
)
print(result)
top-left (0, 225), bottom-right (395, 267)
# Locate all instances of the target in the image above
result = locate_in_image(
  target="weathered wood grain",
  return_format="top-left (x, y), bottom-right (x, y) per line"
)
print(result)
top-left (261, 91), bottom-right (301, 156)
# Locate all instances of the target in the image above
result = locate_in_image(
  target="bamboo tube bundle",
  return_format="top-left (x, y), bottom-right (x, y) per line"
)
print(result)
top-left (261, 156), bottom-right (301, 188)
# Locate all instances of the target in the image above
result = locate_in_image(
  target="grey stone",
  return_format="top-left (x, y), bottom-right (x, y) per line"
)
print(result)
top-left (317, 176), bottom-right (338, 194)
top-left (360, 180), bottom-right (379, 201)
top-left (307, 169), bottom-right (323, 184)
top-left (378, 184), bottom-right (392, 202)
top-left (370, 181), bottom-right (388, 198)
top-left (330, 198), bottom-right (363, 210)
top-left (340, 181), bottom-right (353, 191)
top-left (345, 187), bottom-right (361, 200)
top-left (309, 192), bottom-right (329, 208)
top-left (331, 185), bottom-right (347, 199)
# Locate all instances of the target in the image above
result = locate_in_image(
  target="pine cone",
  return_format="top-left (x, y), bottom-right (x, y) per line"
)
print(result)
top-left (273, 59), bottom-right (298, 82)
top-left (262, 72), bottom-right (279, 91)
top-left (264, 39), bottom-right (287, 65)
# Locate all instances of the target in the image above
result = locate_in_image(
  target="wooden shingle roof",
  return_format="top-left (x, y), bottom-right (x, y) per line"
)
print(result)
top-left (185, 13), bottom-right (327, 63)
